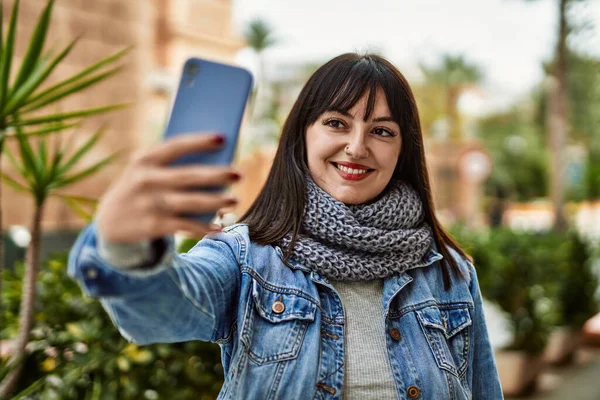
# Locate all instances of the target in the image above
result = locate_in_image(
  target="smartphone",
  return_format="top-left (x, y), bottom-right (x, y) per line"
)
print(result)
top-left (163, 57), bottom-right (253, 223)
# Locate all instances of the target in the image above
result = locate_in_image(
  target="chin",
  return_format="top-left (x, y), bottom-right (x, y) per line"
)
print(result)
top-left (331, 190), bottom-right (374, 206)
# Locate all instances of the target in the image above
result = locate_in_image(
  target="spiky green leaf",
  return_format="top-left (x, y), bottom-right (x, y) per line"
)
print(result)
top-left (10, 103), bottom-right (129, 126)
top-left (60, 194), bottom-right (94, 221)
top-left (4, 143), bottom-right (27, 177)
top-left (24, 47), bottom-right (130, 107)
top-left (57, 125), bottom-right (106, 175)
top-left (1, 173), bottom-right (29, 193)
top-left (11, 377), bottom-right (46, 400)
top-left (54, 192), bottom-right (98, 205)
top-left (0, 0), bottom-right (3, 58)
top-left (54, 152), bottom-right (120, 188)
top-left (22, 66), bottom-right (123, 113)
top-left (0, 0), bottom-right (20, 108)
top-left (47, 131), bottom-right (65, 181)
top-left (38, 138), bottom-right (48, 172)
top-left (15, 128), bottom-right (43, 182)
top-left (12, 0), bottom-right (55, 92)
top-left (5, 122), bottom-right (80, 138)
top-left (2, 38), bottom-right (79, 115)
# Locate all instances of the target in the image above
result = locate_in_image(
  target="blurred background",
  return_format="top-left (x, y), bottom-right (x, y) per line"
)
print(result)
top-left (1, 0), bottom-right (599, 398)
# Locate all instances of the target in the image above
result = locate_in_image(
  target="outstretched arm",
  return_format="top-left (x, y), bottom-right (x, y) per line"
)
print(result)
top-left (68, 222), bottom-right (240, 345)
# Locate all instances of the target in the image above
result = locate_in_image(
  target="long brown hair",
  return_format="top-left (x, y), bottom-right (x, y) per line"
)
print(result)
top-left (240, 53), bottom-right (470, 289)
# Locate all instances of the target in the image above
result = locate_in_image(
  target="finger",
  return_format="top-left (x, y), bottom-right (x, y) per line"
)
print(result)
top-left (148, 165), bottom-right (241, 189)
top-left (159, 191), bottom-right (238, 214)
top-left (155, 216), bottom-right (219, 238)
top-left (140, 133), bottom-right (225, 166)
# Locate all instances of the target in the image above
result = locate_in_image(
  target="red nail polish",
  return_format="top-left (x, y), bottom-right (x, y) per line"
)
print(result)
top-left (213, 135), bottom-right (225, 145)
top-left (225, 197), bottom-right (238, 205)
top-left (230, 172), bottom-right (241, 181)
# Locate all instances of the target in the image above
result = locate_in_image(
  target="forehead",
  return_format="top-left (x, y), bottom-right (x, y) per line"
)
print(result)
top-left (348, 90), bottom-right (390, 116)
top-left (328, 88), bottom-right (392, 121)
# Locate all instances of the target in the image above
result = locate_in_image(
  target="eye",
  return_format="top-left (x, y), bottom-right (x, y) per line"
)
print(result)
top-left (373, 127), bottom-right (396, 137)
top-left (324, 119), bottom-right (345, 129)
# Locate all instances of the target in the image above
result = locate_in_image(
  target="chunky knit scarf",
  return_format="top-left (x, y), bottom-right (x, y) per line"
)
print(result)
top-left (279, 176), bottom-right (434, 281)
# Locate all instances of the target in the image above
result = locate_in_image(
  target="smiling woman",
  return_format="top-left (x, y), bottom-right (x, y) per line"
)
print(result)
top-left (69, 53), bottom-right (504, 399)
top-left (306, 89), bottom-right (402, 204)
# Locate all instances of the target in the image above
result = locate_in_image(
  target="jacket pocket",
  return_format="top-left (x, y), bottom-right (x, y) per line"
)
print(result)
top-left (416, 305), bottom-right (472, 377)
top-left (241, 279), bottom-right (317, 365)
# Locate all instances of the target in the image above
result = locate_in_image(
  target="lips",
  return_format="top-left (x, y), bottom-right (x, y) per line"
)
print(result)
top-left (331, 162), bottom-right (374, 181)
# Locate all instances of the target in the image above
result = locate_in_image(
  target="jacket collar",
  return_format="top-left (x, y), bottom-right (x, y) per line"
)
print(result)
top-left (382, 247), bottom-right (443, 317)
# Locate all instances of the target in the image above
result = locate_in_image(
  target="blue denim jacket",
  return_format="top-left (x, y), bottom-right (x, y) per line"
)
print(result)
top-left (68, 222), bottom-right (503, 400)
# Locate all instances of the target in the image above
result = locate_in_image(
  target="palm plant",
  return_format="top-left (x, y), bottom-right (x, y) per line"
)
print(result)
top-left (0, 0), bottom-right (128, 295)
top-left (0, 0), bottom-right (129, 397)
top-left (244, 18), bottom-right (276, 83)
top-left (420, 55), bottom-right (483, 141)
top-left (0, 126), bottom-right (119, 398)
top-left (244, 18), bottom-right (276, 117)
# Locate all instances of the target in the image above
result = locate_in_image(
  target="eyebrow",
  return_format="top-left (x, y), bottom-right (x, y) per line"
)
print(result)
top-left (325, 108), bottom-right (396, 124)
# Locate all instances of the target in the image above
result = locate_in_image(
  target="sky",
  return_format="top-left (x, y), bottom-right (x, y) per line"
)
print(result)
top-left (232, 0), bottom-right (600, 115)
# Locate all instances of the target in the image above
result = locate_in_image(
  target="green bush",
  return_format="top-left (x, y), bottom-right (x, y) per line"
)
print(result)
top-left (553, 231), bottom-right (598, 328)
top-left (1, 251), bottom-right (224, 399)
top-left (450, 226), bottom-right (598, 355)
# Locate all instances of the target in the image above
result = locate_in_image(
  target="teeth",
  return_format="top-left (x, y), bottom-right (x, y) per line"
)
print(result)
top-left (335, 163), bottom-right (368, 175)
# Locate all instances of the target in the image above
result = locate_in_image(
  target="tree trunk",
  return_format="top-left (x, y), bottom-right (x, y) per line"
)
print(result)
top-left (548, 0), bottom-right (569, 231)
top-left (0, 203), bottom-right (44, 400)
top-left (447, 86), bottom-right (460, 141)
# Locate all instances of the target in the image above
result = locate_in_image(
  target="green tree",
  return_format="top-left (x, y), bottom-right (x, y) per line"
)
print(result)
top-left (0, 0), bottom-right (128, 396)
top-left (0, 126), bottom-right (120, 399)
top-left (521, 0), bottom-right (588, 229)
top-left (420, 54), bottom-right (483, 140)
top-left (0, 0), bottom-right (127, 341)
top-left (244, 18), bottom-right (276, 84)
top-left (244, 18), bottom-right (276, 117)
top-left (478, 104), bottom-right (549, 202)
top-left (566, 51), bottom-right (600, 200)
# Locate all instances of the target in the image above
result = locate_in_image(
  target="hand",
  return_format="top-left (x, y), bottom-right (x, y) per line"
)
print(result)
top-left (96, 132), bottom-right (241, 244)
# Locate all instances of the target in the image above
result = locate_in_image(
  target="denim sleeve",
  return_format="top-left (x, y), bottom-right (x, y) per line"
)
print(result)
top-left (468, 261), bottom-right (504, 399)
top-left (68, 222), bottom-right (241, 345)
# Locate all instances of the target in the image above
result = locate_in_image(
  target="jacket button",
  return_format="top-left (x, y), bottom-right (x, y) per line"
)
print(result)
top-left (316, 382), bottom-right (336, 395)
top-left (86, 268), bottom-right (98, 279)
top-left (389, 328), bottom-right (401, 341)
top-left (407, 385), bottom-right (420, 398)
top-left (272, 300), bottom-right (285, 314)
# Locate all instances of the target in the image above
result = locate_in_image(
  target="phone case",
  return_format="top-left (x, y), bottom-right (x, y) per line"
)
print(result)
top-left (163, 57), bottom-right (253, 223)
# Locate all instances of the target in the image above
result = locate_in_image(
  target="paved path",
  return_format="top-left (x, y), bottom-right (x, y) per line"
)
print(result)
top-left (512, 347), bottom-right (600, 400)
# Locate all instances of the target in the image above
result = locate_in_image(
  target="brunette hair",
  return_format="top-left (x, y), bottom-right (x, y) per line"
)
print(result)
top-left (240, 53), bottom-right (470, 289)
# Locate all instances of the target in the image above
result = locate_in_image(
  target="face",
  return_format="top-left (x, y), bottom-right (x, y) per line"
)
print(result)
top-left (305, 89), bottom-right (402, 205)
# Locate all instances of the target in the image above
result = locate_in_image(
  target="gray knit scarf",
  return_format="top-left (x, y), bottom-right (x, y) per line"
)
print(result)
top-left (279, 176), bottom-right (434, 281)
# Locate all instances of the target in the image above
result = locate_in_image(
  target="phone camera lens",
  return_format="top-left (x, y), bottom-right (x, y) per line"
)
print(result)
top-left (187, 63), bottom-right (199, 77)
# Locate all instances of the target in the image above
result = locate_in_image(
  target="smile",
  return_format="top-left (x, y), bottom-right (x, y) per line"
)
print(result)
top-left (331, 162), bottom-right (374, 181)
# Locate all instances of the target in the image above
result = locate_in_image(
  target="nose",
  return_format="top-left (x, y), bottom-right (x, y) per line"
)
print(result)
top-left (345, 132), bottom-right (369, 159)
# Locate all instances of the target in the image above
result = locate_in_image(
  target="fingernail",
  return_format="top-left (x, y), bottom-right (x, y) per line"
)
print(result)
top-left (213, 135), bottom-right (225, 145)
top-left (230, 172), bottom-right (242, 181)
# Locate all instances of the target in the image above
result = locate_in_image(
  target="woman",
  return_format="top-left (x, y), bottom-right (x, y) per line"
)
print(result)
top-left (69, 53), bottom-right (503, 399)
